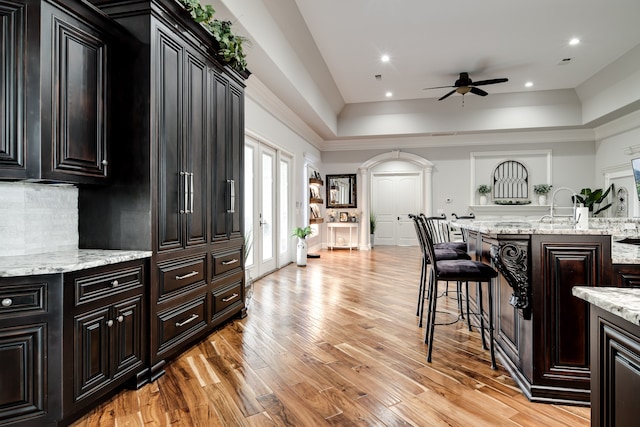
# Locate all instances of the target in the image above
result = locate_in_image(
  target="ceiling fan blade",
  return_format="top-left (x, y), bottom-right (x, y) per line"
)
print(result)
top-left (438, 89), bottom-right (457, 101)
top-left (423, 85), bottom-right (455, 90)
top-left (470, 87), bottom-right (488, 96)
top-left (471, 78), bottom-right (508, 86)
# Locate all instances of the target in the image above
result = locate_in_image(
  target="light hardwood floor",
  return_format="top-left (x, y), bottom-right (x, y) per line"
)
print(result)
top-left (72, 246), bottom-right (590, 426)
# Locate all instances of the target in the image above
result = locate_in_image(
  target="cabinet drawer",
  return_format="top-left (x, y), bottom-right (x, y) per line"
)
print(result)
top-left (0, 282), bottom-right (47, 317)
top-left (212, 273), bottom-right (243, 317)
top-left (212, 249), bottom-right (243, 277)
top-left (157, 255), bottom-right (206, 299)
top-left (156, 295), bottom-right (207, 354)
top-left (74, 264), bottom-right (144, 306)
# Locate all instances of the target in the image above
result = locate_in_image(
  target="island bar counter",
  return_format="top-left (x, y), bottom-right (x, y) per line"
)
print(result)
top-left (457, 220), bottom-right (620, 405)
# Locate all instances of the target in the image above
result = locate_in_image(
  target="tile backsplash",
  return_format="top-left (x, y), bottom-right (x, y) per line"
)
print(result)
top-left (0, 182), bottom-right (78, 256)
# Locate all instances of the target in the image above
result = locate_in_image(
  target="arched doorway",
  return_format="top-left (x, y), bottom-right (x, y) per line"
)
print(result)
top-left (358, 151), bottom-right (434, 249)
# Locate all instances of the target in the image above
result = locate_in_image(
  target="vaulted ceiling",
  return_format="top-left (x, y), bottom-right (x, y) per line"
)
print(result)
top-left (207, 0), bottom-right (640, 142)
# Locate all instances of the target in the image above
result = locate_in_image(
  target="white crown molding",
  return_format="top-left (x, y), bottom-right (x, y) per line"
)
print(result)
top-left (594, 109), bottom-right (640, 141)
top-left (322, 128), bottom-right (595, 152)
top-left (245, 77), bottom-right (325, 151)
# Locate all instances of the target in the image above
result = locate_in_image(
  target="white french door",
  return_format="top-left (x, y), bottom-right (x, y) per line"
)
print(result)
top-left (244, 137), bottom-right (292, 279)
top-left (371, 173), bottom-right (421, 246)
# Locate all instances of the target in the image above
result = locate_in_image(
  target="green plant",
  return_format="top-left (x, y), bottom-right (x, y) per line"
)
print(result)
top-left (477, 184), bottom-right (491, 195)
top-left (176, 0), bottom-right (249, 72)
top-left (533, 184), bottom-right (552, 195)
top-left (572, 184), bottom-right (614, 215)
top-left (292, 226), bottom-right (312, 239)
top-left (370, 212), bottom-right (377, 234)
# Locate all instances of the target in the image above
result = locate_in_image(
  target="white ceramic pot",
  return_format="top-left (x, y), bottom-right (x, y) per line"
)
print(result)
top-left (296, 238), bottom-right (307, 266)
top-left (538, 194), bottom-right (547, 205)
top-left (479, 195), bottom-right (488, 205)
top-left (370, 234), bottom-right (375, 248)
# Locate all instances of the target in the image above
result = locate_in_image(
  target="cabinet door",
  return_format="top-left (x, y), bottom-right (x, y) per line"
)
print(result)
top-left (73, 306), bottom-right (111, 402)
top-left (183, 51), bottom-right (208, 248)
top-left (111, 297), bottom-right (144, 379)
top-left (155, 26), bottom-right (185, 252)
top-left (0, 1), bottom-right (26, 179)
top-left (212, 72), bottom-right (244, 241)
top-left (212, 72), bottom-right (229, 241)
top-left (0, 325), bottom-right (47, 424)
top-left (40, 0), bottom-right (109, 182)
top-left (228, 79), bottom-right (244, 238)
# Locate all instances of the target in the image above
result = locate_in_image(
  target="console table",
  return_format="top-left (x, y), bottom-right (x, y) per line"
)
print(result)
top-left (327, 222), bottom-right (358, 251)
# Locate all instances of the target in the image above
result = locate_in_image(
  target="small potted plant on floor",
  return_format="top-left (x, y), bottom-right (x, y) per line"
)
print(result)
top-left (292, 226), bottom-right (312, 266)
top-left (369, 212), bottom-right (377, 248)
top-left (477, 184), bottom-right (491, 205)
top-left (533, 184), bottom-right (552, 205)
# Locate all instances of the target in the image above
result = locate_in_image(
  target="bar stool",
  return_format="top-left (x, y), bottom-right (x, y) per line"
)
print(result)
top-left (409, 214), bottom-right (470, 327)
top-left (422, 218), bottom-right (499, 369)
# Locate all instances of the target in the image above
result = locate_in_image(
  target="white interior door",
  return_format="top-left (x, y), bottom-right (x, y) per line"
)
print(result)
top-left (244, 138), bottom-right (278, 278)
top-left (372, 173), bottom-right (421, 246)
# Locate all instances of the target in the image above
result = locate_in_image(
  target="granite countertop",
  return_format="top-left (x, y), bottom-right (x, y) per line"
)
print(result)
top-left (0, 249), bottom-right (153, 277)
top-left (572, 286), bottom-right (640, 326)
top-left (452, 219), bottom-right (640, 264)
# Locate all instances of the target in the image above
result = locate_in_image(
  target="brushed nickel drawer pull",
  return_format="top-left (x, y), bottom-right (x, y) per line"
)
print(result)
top-left (117, 315), bottom-right (124, 323)
top-left (175, 271), bottom-right (198, 280)
top-left (1, 298), bottom-right (13, 307)
top-left (175, 313), bottom-right (199, 327)
top-left (111, 279), bottom-right (119, 287)
top-left (221, 259), bottom-right (239, 266)
top-left (106, 319), bottom-right (114, 327)
top-left (222, 293), bottom-right (239, 302)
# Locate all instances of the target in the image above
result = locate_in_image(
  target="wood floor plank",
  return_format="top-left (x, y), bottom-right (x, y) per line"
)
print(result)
top-left (72, 247), bottom-right (590, 426)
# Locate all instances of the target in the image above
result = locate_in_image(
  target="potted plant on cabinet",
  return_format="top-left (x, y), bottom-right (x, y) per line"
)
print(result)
top-left (477, 184), bottom-right (491, 205)
top-left (292, 226), bottom-right (312, 266)
top-left (533, 184), bottom-right (552, 205)
top-left (370, 212), bottom-right (377, 248)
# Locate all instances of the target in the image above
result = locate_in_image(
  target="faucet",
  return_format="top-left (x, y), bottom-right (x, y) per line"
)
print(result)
top-left (548, 187), bottom-right (577, 222)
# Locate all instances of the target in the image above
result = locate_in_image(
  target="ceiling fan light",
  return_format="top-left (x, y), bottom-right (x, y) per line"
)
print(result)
top-left (457, 86), bottom-right (471, 95)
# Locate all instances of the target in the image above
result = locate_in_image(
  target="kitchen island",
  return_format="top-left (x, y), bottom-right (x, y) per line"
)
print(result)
top-left (455, 218), bottom-right (640, 405)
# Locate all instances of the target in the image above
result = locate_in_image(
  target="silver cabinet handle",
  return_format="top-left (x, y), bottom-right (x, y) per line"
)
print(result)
top-left (175, 271), bottom-right (198, 280)
top-left (111, 279), bottom-right (119, 287)
top-left (222, 293), bottom-right (239, 302)
top-left (221, 259), bottom-right (238, 265)
top-left (175, 313), bottom-right (199, 327)
top-left (180, 171), bottom-right (187, 214)
top-left (189, 172), bottom-right (194, 213)
top-left (227, 179), bottom-right (235, 213)
top-left (117, 315), bottom-right (124, 323)
top-left (106, 319), bottom-right (114, 327)
top-left (101, 159), bottom-right (108, 165)
top-left (1, 298), bottom-right (13, 307)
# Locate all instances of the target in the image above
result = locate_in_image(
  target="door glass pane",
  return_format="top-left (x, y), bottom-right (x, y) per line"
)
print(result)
top-left (261, 152), bottom-right (274, 260)
top-left (244, 145), bottom-right (254, 268)
top-left (279, 159), bottom-right (289, 254)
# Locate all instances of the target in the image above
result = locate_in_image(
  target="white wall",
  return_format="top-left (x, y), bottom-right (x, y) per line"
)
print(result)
top-left (322, 138), bottom-right (596, 221)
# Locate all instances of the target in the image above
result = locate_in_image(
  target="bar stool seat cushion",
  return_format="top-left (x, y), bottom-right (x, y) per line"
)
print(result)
top-left (435, 259), bottom-right (498, 281)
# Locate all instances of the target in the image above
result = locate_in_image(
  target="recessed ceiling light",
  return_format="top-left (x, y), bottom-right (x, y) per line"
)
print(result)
top-left (525, 81), bottom-right (533, 88)
top-left (569, 38), bottom-right (580, 46)
top-left (385, 91), bottom-right (393, 97)
top-left (381, 54), bottom-right (390, 62)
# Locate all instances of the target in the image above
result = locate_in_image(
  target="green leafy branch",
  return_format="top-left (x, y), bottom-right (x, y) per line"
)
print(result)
top-left (177, 0), bottom-right (249, 72)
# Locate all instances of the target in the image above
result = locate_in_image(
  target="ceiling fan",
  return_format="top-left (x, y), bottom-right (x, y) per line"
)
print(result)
top-left (423, 72), bottom-right (508, 101)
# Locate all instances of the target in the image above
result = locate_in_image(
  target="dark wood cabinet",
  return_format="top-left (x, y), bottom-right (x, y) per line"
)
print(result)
top-left (0, 275), bottom-right (62, 427)
top-left (590, 305), bottom-right (640, 426)
top-left (63, 260), bottom-right (147, 420)
top-left (612, 264), bottom-right (640, 287)
top-left (0, 0), bottom-right (128, 183)
top-left (469, 232), bottom-right (612, 404)
top-left (79, 0), bottom-right (247, 381)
